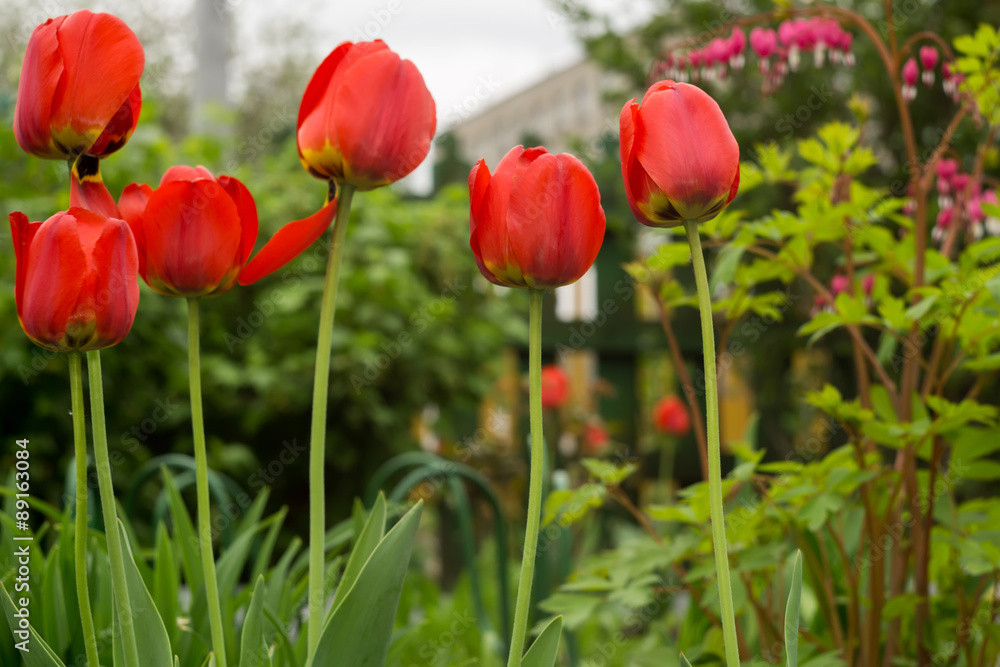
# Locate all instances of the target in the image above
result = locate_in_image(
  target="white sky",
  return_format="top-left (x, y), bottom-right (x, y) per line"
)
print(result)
top-left (235, 0), bottom-right (652, 190)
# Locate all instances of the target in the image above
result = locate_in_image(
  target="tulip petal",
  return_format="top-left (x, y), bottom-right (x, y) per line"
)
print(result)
top-left (13, 17), bottom-right (65, 158)
top-left (141, 180), bottom-right (242, 296)
top-left (634, 82), bottom-right (739, 221)
top-left (89, 218), bottom-right (139, 348)
top-left (468, 158), bottom-right (490, 233)
top-left (238, 199), bottom-right (339, 285)
top-left (331, 51), bottom-right (436, 188)
top-left (297, 41), bottom-right (354, 139)
top-left (89, 84), bottom-right (142, 156)
top-left (506, 153), bottom-right (605, 289)
top-left (218, 175), bottom-right (260, 266)
top-left (22, 212), bottom-right (87, 349)
top-left (118, 183), bottom-right (152, 227)
top-left (70, 155), bottom-right (121, 219)
top-left (473, 146), bottom-right (525, 283)
top-left (160, 164), bottom-right (214, 185)
top-left (9, 212), bottom-right (42, 322)
top-left (48, 10), bottom-right (144, 154)
top-left (118, 182), bottom-right (152, 278)
top-left (619, 100), bottom-right (666, 227)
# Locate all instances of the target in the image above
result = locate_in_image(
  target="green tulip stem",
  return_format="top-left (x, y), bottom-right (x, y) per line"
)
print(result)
top-left (69, 353), bottom-right (100, 667)
top-left (307, 182), bottom-right (355, 661)
top-left (86, 350), bottom-right (140, 667)
top-left (684, 219), bottom-right (740, 667)
top-left (188, 297), bottom-right (228, 667)
top-left (507, 288), bottom-right (546, 667)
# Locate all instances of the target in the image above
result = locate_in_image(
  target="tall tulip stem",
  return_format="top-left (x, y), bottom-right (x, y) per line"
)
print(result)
top-left (86, 350), bottom-right (140, 667)
top-left (308, 183), bottom-right (355, 660)
top-left (187, 297), bottom-right (228, 667)
top-left (684, 220), bottom-right (740, 667)
top-left (69, 353), bottom-right (100, 667)
top-left (507, 288), bottom-right (546, 666)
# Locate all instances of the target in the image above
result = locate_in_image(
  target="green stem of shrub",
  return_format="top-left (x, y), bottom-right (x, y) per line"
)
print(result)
top-left (188, 297), bottom-right (228, 667)
top-left (86, 350), bottom-right (140, 667)
top-left (684, 220), bottom-right (740, 667)
top-left (507, 288), bottom-right (545, 667)
top-left (69, 353), bottom-right (100, 667)
top-left (308, 183), bottom-right (355, 661)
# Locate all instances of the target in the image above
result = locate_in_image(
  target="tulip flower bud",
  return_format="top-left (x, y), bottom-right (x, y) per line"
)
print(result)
top-left (541, 365), bottom-right (570, 409)
top-left (620, 80), bottom-right (740, 227)
top-left (118, 166), bottom-right (259, 297)
top-left (297, 40), bottom-right (436, 190)
top-left (13, 10), bottom-right (143, 160)
top-left (469, 146), bottom-right (606, 290)
top-left (9, 208), bottom-right (139, 352)
top-left (654, 396), bottom-right (691, 437)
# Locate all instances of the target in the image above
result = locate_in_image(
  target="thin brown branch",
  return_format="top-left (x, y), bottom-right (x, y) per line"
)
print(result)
top-left (649, 284), bottom-right (710, 482)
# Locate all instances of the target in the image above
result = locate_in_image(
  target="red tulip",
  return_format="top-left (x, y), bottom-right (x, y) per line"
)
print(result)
top-left (297, 40), bottom-right (436, 190)
top-left (9, 207), bottom-right (139, 352)
top-left (541, 365), bottom-right (569, 409)
top-left (469, 146), bottom-right (605, 289)
top-left (583, 423), bottom-right (610, 455)
top-left (14, 10), bottom-right (143, 160)
top-left (654, 395), bottom-right (691, 437)
top-left (118, 166), bottom-right (259, 297)
top-left (620, 80), bottom-right (739, 227)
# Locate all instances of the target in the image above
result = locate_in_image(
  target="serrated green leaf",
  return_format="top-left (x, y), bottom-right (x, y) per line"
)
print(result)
top-left (710, 244), bottom-right (746, 294)
top-left (580, 458), bottom-right (638, 485)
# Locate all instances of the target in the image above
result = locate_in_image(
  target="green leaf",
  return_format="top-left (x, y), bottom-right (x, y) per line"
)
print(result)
top-left (878, 296), bottom-right (909, 329)
top-left (41, 545), bottom-right (70, 654)
top-left (240, 576), bottom-right (271, 667)
top-left (309, 501), bottom-right (423, 667)
top-left (153, 521), bottom-right (179, 647)
top-left (580, 458), bottom-right (638, 485)
top-left (331, 493), bottom-right (387, 612)
top-left (118, 522), bottom-right (174, 667)
top-left (161, 467), bottom-right (204, 595)
top-left (542, 484), bottom-right (606, 527)
top-left (785, 551), bottom-right (802, 667)
top-left (521, 616), bottom-right (563, 667)
top-left (1, 583), bottom-right (67, 666)
top-left (710, 244), bottom-right (746, 295)
top-left (680, 652), bottom-right (695, 667)
top-left (647, 243), bottom-right (692, 272)
top-left (959, 461), bottom-right (1000, 481)
top-left (904, 293), bottom-right (939, 323)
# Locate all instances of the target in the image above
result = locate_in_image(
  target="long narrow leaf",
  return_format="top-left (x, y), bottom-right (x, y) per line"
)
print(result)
top-left (785, 550), bottom-right (803, 667)
top-left (520, 616), bottom-right (563, 667)
top-left (119, 522), bottom-right (174, 667)
top-left (1, 582), bottom-right (67, 667)
top-left (330, 493), bottom-right (387, 613)
top-left (309, 500), bottom-right (423, 667)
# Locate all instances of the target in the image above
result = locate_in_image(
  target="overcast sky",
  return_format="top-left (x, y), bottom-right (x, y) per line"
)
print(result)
top-left (236, 0), bottom-right (652, 189)
top-left (239, 0), bottom-right (652, 130)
